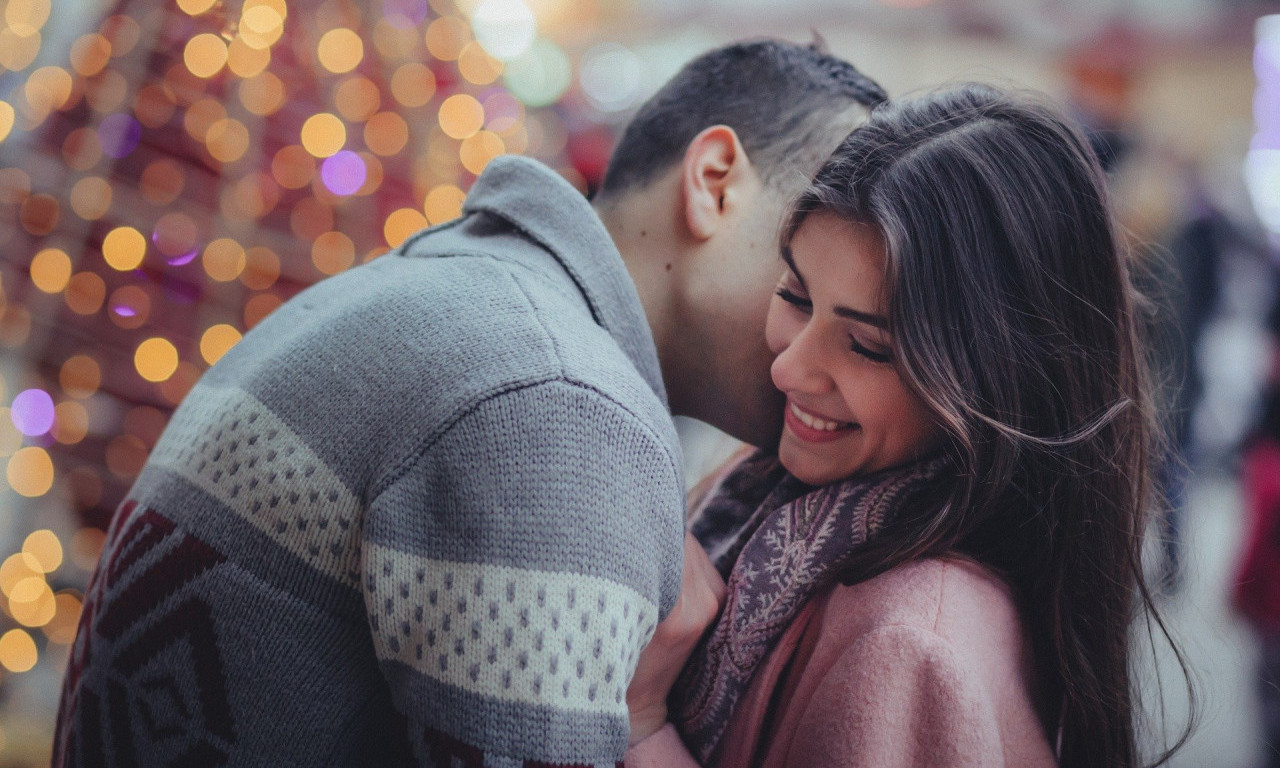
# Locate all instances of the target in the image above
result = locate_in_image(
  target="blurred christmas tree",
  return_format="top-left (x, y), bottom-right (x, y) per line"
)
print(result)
top-left (0, 0), bottom-right (616, 759)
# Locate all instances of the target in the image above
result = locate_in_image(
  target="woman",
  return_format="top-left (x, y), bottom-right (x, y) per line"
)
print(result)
top-left (623, 83), bottom-right (1189, 767)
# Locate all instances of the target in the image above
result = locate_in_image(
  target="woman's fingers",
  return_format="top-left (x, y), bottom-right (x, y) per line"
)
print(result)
top-left (626, 532), bottom-right (727, 746)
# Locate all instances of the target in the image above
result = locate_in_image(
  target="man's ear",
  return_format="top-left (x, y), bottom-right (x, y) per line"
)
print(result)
top-left (681, 125), bottom-right (753, 242)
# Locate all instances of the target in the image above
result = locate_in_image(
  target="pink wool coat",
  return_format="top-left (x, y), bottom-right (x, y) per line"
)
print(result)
top-left (626, 556), bottom-right (1059, 767)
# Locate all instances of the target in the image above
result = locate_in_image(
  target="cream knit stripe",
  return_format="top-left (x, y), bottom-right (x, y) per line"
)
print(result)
top-left (148, 383), bottom-right (363, 588)
top-left (365, 542), bottom-right (659, 716)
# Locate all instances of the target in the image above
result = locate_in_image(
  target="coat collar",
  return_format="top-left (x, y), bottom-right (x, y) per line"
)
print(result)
top-left (463, 156), bottom-right (668, 408)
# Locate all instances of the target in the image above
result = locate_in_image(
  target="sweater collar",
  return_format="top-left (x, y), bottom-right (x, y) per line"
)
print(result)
top-left (463, 156), bottom-right (668, 408)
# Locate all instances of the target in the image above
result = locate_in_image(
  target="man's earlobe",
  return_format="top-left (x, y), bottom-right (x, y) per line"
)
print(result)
top-left (681, 125), bottom-right (748, 241)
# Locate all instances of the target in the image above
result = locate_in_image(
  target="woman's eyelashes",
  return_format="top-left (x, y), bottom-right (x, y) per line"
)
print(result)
top-left (849, 337), bottom-right (891, 364)
top-left (775, 286), bottom-right (811, 311)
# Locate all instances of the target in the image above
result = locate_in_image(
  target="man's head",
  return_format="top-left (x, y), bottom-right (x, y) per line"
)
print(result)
top-left (595, 39), bottom-right (887, 449)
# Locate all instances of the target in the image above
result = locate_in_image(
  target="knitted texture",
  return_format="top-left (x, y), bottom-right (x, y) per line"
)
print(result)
top-left (670, 450), bottom-right (949, 763)
top-left (53, 157), bottom-right (686, 767)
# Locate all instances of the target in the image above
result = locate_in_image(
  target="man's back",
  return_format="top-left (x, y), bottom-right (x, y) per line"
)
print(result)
top-left (54, 157), bottom-right (686, 767)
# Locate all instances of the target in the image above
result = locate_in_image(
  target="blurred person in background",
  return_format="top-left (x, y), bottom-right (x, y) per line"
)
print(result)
top-left (1233, 290), bottom-right (1280, 768)
top-left (52, 39), bottom-right (887, 767)
top-left (624, 84), bottom-right (1192, 768)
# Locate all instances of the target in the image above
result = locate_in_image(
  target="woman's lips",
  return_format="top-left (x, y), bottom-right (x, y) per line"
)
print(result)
top-left (784, 401), bottom-right (858, 444)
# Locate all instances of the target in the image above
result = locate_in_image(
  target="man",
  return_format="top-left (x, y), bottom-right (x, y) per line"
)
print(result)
top-left (54, 39), bottom-right (885, 767)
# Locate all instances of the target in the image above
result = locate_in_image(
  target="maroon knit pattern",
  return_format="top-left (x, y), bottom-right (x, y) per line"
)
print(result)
top-left (54, 501), bottom-right (234, 767)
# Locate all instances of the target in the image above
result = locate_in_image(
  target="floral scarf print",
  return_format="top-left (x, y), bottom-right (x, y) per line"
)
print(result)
top-left (669, 449), bottom-right (950, 763)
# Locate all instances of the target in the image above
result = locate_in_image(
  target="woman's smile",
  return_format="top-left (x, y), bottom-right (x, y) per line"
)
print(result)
top-left (784, 399), bottom-right (858, 443)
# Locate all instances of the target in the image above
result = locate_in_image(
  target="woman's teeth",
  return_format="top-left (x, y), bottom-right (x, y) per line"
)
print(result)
top-left (790, 403), bottom-right (853, 432)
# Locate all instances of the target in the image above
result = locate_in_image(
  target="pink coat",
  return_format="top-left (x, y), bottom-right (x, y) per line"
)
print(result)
top-left (626, 556), bottom-right (1058, 767)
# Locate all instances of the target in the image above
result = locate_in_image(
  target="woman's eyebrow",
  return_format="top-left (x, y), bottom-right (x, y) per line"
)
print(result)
top-left (780, 246), bottom-right (807, 289)
top-left (834, 306), bottom-right (889, 329)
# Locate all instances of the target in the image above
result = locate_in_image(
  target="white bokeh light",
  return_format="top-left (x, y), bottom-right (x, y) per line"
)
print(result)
top-left (503, 38), bottom-right (571, 107)
top-left (580, 43), bottom-right (642, 112)
top-left (471, 0), bottom-right (537, 62)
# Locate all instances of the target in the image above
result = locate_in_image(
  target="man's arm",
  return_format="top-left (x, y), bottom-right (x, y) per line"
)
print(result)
top-left (361, 379), bottom-right (685, 766)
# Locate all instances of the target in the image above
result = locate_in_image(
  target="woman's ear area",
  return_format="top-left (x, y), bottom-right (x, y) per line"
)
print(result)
top-left (680, 125), bottom-right (757, 241)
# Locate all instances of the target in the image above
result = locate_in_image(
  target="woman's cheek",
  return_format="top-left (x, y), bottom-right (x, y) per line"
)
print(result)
top-left (764, 298), bottom-right (797, 357)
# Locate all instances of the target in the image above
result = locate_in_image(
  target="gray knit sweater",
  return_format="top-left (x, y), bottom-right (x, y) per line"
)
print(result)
top-left (53, 157), bottom-right (686, 767)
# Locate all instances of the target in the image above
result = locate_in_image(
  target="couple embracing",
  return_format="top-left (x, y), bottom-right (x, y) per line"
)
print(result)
top-left (55, 38), bottom-right (1167, 768)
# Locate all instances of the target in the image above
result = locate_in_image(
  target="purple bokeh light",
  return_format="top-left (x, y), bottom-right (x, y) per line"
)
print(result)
top-left (99, 113), bottom-right (142, 159)
top-left (167, 249), bottom-right (199, 266)
top-left (321, 151), bottom-right (367, 196)
top-left (384, 0), bottom-right (428, 26)
top-left (11, 389), bottom-right (55, 436)
top-left (112, 305), bottom-right (138, 317)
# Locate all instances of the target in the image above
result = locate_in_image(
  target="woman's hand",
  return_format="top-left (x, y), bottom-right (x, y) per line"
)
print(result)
top-left (627, 532), bottom-right (727, 746)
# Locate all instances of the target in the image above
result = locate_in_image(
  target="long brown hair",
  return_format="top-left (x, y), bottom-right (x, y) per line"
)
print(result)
top-left (784, 84), bottom-right (1192, 767)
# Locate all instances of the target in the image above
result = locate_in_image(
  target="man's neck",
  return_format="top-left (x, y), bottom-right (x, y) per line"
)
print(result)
top-left (594, 192), bottom-right (690, 417)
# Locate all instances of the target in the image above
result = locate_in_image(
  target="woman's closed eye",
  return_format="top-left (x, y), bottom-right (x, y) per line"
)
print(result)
top-left (849, 336), bottom-right (891, 364)
top-left (775, 287), bottom-right (812, 311)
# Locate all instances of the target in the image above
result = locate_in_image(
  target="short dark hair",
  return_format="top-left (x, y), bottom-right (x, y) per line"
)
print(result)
top-left (598, 39), bottom-right (887, 199)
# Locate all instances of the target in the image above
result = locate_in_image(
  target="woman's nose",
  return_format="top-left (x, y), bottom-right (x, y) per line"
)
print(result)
top-left (770, 322), bottom-right (832, 396)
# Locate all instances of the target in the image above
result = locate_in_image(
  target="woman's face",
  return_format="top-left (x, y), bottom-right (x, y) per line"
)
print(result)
top-left (766, 212), bottom-right (942, 486)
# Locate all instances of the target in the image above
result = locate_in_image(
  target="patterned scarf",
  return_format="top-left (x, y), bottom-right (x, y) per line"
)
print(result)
top-left (669, 449), bottom-right (950, 763)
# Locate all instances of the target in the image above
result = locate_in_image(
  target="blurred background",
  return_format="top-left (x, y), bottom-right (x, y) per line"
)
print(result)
top-left (0, 0), bottom-right (1276, 764)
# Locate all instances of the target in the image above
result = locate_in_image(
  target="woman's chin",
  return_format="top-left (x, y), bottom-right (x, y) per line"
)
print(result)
top-left (778, 444), bottom-right (849, 487)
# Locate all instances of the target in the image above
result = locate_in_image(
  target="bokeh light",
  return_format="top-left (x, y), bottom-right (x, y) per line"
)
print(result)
top-left (7, 447), bottom-right (54, 498)
top-left (390, 62), bottom-right (437, 107)
top-left (184, 33), bottom-right (228, 79)
top-left (11, 389), bottom-right (55, 436)
top-left (0, 630), bottom-right (37, 673)
top-left (458, 41), bottom-right (504, 85)
top-left (580, 43), bottom-right (643, 112)
top-left (134, 338), bottom-right (179, 382)
top-left (301, 113), bottom-right (347, 157)
top-left (69, 176), bottom-right (112, 220)
top-left (439, 94), bottom-right (485, 139)
top-left (64, 272), bottom-right (106, 315)
top-left (22, 531), bottom-right (61, 574)
top-left (98, 113), bottom-right (141, 158)
top-left (203, 238), bottom-right (247, 282)
top-left (43, 593), bottom-right (83, 644)
top-left (460, 130), bottom-right (505, 175)
top-left (335, 76), bottom-right (381, 121)
top-left (102, 226), bottom-right (147, 270)
top-left (321, 150), bottom-right (367, 195)
top-left (272, 145), bottom-right (315, 189)
top-left (30, 248), bottom-right (71, 293)
top-left (200, 324), bottom-right (242, 365)
top-left (52, 401), bottom-right (89, 445)
top-left (425, 184), bottom-right (467, 224)
top-left (364, 111), bottom-right (410, 156)
top-left (59, 355), bottom-right (101, 399)
top-left (383, 208), bottom-right (428, 248)
top-left (69, 33), bottom-right (112, 77)
top-left (318, 28), bottom-right (364, 74)
top-left (177, 0), bottom-right (216, 15)
top-left (240, 71), bottom-right (287, 116)
top-left (471, 0), bottom-right (536, 61)
top-left (425, 16), bottom-right (471, 61)
top-left (312, 231), bottom-right (356, 274)
top-left (503, 39), bottom-right (572, 107)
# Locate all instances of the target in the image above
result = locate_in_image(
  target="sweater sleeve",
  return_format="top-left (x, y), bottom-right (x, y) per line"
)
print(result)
top-left (787, 624), bottom-right (1006, 768)
top-left (360, 379), bottom-right (686, 767)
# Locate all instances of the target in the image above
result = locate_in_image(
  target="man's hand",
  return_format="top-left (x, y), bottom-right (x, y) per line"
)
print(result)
top-left (626, 532), bottom-right (727, 746)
